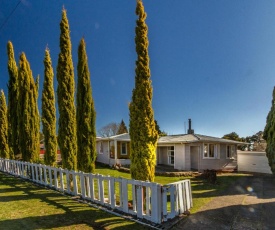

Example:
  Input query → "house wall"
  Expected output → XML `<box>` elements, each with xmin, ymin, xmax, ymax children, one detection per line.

<box><xmin>157</xmin><ymin>147</ymin><xmax>167</xmax><ymax>164</ymax></box>
<box><xmin>198</xmin><ymin>143</ymin><xmax>237</xmax><ymax>172</ymax></box>
<box><xmin>116</xmin><ymin>142</ymin><xmax>130</xmax><ymax>159</ymax></box>
<box><xmin>96</xmin><ymin>141</ymin><xmax>110</xmax><ymax>165</ymax></box>
<box><xmin>174</xmin><ymin>144</ymin><xmax>185</xmax><ymax>170</ymax></box>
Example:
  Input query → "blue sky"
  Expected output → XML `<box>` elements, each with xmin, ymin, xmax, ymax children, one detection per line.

<box><xmin>0</xmin><ymin>0</ymin><xmax>274</xmax><ymax>138</ymax></box>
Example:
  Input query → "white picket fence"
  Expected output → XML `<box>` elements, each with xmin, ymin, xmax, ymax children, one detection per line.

<box><xmin>0</xmin><ymin>158</ymin><xmax>192</xmax><ymax>224</ymax></box>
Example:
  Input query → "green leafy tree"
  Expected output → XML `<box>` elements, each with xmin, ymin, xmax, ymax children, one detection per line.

<box><xmin>7</xmin><ymin>41</ymin><xmax>18</xmax><ymax>159</ymax></box>
<box><xmin>18</xmin><ymin>53</ymin><xmax>40</xmax><ymax>162</ymax></box>
<box><xmin>222</xmin><ymin>132</ymin><xmax>242</xmax><ymax>141</ymax></box>
<box><xmin>57</xmin><ymin>9</ymin><xmax>77</xmax><ymax>170</ymax></box>
<box><xmin>263</xmin><ymin>87</ymin><xmax>275</xmax><ymax>173</ymax></box>
<box><xmin>117</xmin><ymin>119</ymin><xmax>128</xmax><ymax>134</ymax></box>
<box><xmin>76</xmin><ymin>38</ymin><xmax>96</xmax><ymax>173</ymax></box>
<box><xmin>0</xmin><ymin>90</ymin><xmax>9</xmax><ymax>158</ymax></box>
<box><xmin>129</xmin><ymin>0</ymin><xmax>159</xmax><ymax>182</ymax></box>
<box><xmin>42</xmin><ymin>48</ymin><xmax>57</xmax><ymax>166</ymax></box>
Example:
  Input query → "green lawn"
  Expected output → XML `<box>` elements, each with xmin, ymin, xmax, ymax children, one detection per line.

<box><xmin>95</xmin><ymin>164</ymin><xmax>251</xmax><ymax>213</ymax></box>
<box><xmin>0</xmin><ymin>164</ymin><xmax>250</xmax><ymax>229</ymax></box>
<box><xmin>0</xmin><ymin>172</ymin><xmax>149</xmax><ymax>230</ymax></box>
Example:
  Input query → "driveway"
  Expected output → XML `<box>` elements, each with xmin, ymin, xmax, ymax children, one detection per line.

<box><xmin>172</xmin><ymin>175</ymin><xmax>275</xmax><ymax>230</ymax></box>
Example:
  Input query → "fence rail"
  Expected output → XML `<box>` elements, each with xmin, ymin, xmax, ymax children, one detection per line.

<box><xmin>0</xmin><ymin>158</ymin><xmax>192</xmax><ymax>224</ymax></box>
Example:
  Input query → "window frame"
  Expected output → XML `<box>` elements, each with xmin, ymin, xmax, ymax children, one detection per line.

<box><xmin>98</xmin><ymin>141</ymin><xmax>103</xmax><ymax>154</ymax></box>
<box><xmin>120</xmin><ymin>142</ymin><xmax>128</xmax><ymax>155</ymax></box>
<box><xmin>203</xmin><ymin>143</ymin><xmax>217</xmax><ymax>159</ymax></box>
<box><xmin>167</xmin><ymin>146</ymin><xmax>175</xmax><ymax>165</ymax></box>
<box><xmin>226</xmin><ymin>145</ymin><xmax>235</xmax><ymax>159</ymax></box>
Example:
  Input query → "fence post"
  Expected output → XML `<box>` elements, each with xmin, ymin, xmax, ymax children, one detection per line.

<box><xmin>89</xmin><ymin>174</ymin><xmax>94</xmax><ymax>201</ymax></box>
<box><xmin>122</xmin><ymin>178</ymin><xmax>128</xmax><ymax>213</ymax></box>
<box><xmin>31</xmin><ymin>163</ymin><xmax>35</xmax><ymax>181</ymax></box>
<box><xmin>151</xmin><ymin>183</ymin><xmax>162</xmax><ymax>224</ymax></box>
<box><xmin>136</xmin><ymin>183</ymin><xmax>143</xmax><ymax>219</ymax></box>
<box><xmin>59</xmin><ymin>167</ymin><xmax>64</xmax><ymax>192</ymax></box>
<box><xmin>80</xmin><ymin>171</ymin><xmax>85</xmax><ymax>198</ymax></box>
<box><xmin>54</xmin><ymin>167</ymin><xmax>58</xmax><ymax>189</ymax></box>
<box><xmin>65</xmin><ymin>170</ymin><xmax>70</xmax><ymax>194</ymax></box>
<box><xmin>178</xmin><ymin>182</ymin><xmax>184</xmax><ymax>213</ymax></box>
<box><xmin>72</xmin><ymin>171</ymin><xmax>78</xmax><ymax>196</ymax></box>
<box><xmin>98</xmin><ymin>174</ymin><xmax>104</xmax><ymax>204</ymax></box>
<box><xmin>109</xmin><ymin>176</ymin><xmax>115</xmax><ymax>209</ymax></box>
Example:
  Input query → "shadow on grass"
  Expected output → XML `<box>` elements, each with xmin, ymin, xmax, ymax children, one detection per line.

<box><xmin>189</xmin><ymin>174</ymin><xmax>275</xmax><ymax>200</ymax></box>
<box><xmin>0</xmin><ymin>173</ymin><xmax>149</xmax><ymax>230</ymax></box>
<box><xmin>173</xmin><ymin>175</ymin><xmax>275</xmax><ymax>230</ymax></box>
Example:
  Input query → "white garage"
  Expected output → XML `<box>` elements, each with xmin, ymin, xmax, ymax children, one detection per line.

<box><xmin>237</xmin><ymin>151</ymin><xmax>272</xmax><ymax>174</ymax></box>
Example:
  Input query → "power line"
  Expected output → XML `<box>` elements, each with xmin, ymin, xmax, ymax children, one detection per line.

<box><xmin>0</xmin><ymin>0</ymin><xmax>21</xmax><ymax>32</ymax></box>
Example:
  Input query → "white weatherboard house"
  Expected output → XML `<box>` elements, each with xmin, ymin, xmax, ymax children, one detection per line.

<box><xmin>96</xmin><ymin>120</ymin><xmax>244</xmax><ymax>172</ymax></box>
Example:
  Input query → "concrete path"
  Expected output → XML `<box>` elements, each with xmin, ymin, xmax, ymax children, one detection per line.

<box><xmin>172</xmin><ymin>175</ymin><xmax>275</xmax><ymax>230</ymax></box>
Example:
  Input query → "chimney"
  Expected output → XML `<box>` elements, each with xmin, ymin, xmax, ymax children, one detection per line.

<box><xmin>187</xmin><ymin>119</ymin><xmax>194</xmax><ymax>134</ymax></box>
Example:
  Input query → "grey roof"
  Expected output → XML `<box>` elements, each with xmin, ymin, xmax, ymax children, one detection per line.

<box><xmin>97</xmin><ymin>133</ymin><xmax>246</xmax><ymax>145</ymax></box>
<box><xmin>158</xmin><ymin>134</ymin><xmax>246</xmax><ymax>145</ymax></box>
<box><xmin>96</xmin><ymin>133</ymin><xmax>130</xmax><ymax>141</ymax></box>
<box><xmin>158</xmin><ymin>134</ymin><xmax>198</xmax><ymax>143</ymax></box>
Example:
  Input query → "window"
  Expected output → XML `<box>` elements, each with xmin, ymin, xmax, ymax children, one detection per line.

<box><xmin>99</xmin><ymin>142</ymin><xmax>103</xmax><ymax>154</ymax></box>
<box><xmin>204</xmin><ymin>144</ymin><xmax>216</xmax><ymax>158</ymax></box>
<box><xmin>121</xmin><ymin>142</ymin><xmax>127</xmax><ymax>155</ymax></box>
<box><xmin>226</xmin><ymin>145</ymin><xmax>235</xmax><ymax>158</ymax></box>
<box><xmin>167</xmin><ymin>146</ymin><xmax>174</xmax><ymax>165</ymax></box>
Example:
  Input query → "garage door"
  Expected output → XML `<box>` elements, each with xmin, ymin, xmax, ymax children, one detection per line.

<box><xmin>238</xmin><ymin>151</ymin><xmax>272</xmax><ymax>174</ymax></box>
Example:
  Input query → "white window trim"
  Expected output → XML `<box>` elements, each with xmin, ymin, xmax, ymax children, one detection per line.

<box><xmin>203</xmin><ymin>143</ymin><xmax>218</xmax><ymax>159</ymax></box>
<box><xmin>120</xmin><ymin>142</ymin><xmax>127</xmax><ymax>155</ymax></box>
<box><xmin>98</xmin><ymin>142</ymin><xmax>103</xmax><ymax>154</ymax></box>
<box><xmin>167</xmin><ymin>146</ymin><xmax>175</xmax><ymax>165</ymax></box>
<box><xmin>226</xmin><ymin>145</ymin><xmax>235</xmax><ymax>159</ymax></box>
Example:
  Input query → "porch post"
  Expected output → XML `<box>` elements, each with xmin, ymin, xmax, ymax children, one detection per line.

<box><xmin>114</xmin><ymin>140</ymin><xmax>117</xmax><ymax>164</ymax></box>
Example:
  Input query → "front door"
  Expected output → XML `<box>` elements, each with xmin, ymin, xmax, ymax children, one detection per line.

<box><xmin>191</xmin><ymin>146</ymin><xmax>199</xmax><ymax>170</ymax></box>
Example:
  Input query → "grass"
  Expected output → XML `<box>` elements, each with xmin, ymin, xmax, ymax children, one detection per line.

<box><xmin>0</xmin><ymin>163</ymin><xmax>251</xmax><ymax>229</ymax></box>
<box><xmin>94</xmin><ymin>164</ymin><xmax>251</xmax><ymax>213</ymax></box>
<box><xmin>0</xmin><ymin>172</ymin><xmax>149</xmax><ymax>230</ymax></box>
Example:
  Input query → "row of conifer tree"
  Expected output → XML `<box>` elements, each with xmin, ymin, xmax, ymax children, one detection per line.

<box><xmin>0</xmin><ymin>1</ymin><xmax>159</xmax><ymax>181</ymax></box>
<box><xmin>0</xmin><ymin>9</ymin><xmax>96</xmax><ymax>173</ymax></box>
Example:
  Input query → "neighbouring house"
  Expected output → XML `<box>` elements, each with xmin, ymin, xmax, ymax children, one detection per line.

<box><xmin>40</xmin><ymin>140</ymin><xmax>61</xmax><ymax>161</ymax></box>
<box><xmin>96</xmin><ymin>120</ymin><xmax>245</xmax><ymax>172</ymax></box>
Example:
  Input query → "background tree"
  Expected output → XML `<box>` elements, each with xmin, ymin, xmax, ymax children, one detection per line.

<box><xmin>155</xmin><ymin>120</ymin><xmax>167</xmax><ymax>137</ymax></box>
<box><xmin>76</xmin><ymin>38</ymin><xmax>96</xmax><ymax>173</ymax></box>
<box><xmin>17</xmin><ymin>53</ymin><xmax>40</xmax><ymax>162</ymax></box>
<box><xmin>42</xmin><ymin>48</ymin><xmax>57</xmax><ymax>166</ymax></box>
<box><xmin>0</xmin><ymin>90</ymin><xmax>9</xmax><ymax>158</ymax></box>
<box><xmin>7</xmin><ymin>41</ymin><xmax>18</xmax><ymax>159</ymax></box>
<box><xmin>222</xmin><ymin>132</ymin><xmax>246</xmax><ymax>150</ymax></box>
<box><xmin>117</xmin><ymin>119</ymin><xmax>128</xmax><ymax>134</ymax></box>
<box><xmin>222</xmin><ymin>132</ymin><xmax>243</xmax><ymax>141</ymax></box>
<box><xmin>98</xmin><ymin>122</ymin><xmax>119</xmax><ymax>137</ymax></box>
<box><xmin>57</xmin><ymin>9</ymin><xmax>77</xmax><ymax>170</ymax></box>
<box><xmin>129</xmin><ymin>0</ymin><xmax>158</xmax><ymax>182</ymax></box>
<box><xmin>263</xmin><ymin>87</ymin><xmax>275</xmax><ymax>173</ymax></box>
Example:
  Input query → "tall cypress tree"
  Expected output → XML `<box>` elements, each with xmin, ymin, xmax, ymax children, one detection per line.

<box><xmin>129</xmin><ymin>0</ymin><xmax>159</xmax><ymax>182</ymax></box>
<box><xmin>0</xmin><ymin>90</ymin><xmax>9</xmax><ymax>158</ymax></box>
<box><xmin>263</xmin><ymin>86</ymin><xmax>275</xmax><ymax>174</ymax></box>
<box><xmin>76</xmin><ymin>38</ymin><xmax>96</xmax><ymax>173</ymax></box>
<box><xmin>117</xmin><ymin>119</ymin><xmax>128</xmax><ymax>134</ymax></box>
<box><xmin>18</xmin><ymin>53</ymin><xmax>40</xmax><ymax>162</ymax></box>
<box><xmin>42</xmin><ymin>48</ymin><xmax>57</xmax><ymax>166</ymax></box>
<box><xmin>7</xmin><ymin>41</ymin><xmax>18</xmax><ymax>159</ymax></box>
<box><xmin>57</xmin><ymin>9</ymin><xmax>77</xmax><ymax>170</ymax></box>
